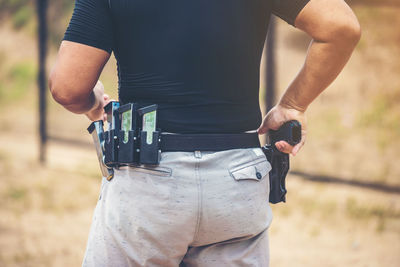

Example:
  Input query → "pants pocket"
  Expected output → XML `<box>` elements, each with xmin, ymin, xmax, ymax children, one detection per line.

<box><xmin>118</xmin><ymin>165</ymin><xmax>173</xmax><ymax>177</ymax></box>
<box><xmin>229</xmin><ymin>157</ymin><xmax>271</xmax><ymax>182</ymax></box>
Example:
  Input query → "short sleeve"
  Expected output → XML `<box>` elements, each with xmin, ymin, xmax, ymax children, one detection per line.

<box><xmin>272</xmin><ymin>0</ymin><xmax>310</xmax><ymax>26</ymax></box>
<box><xmin>63</xmin><ymin>0</ymin><xmax>114</xmax><ymax>53</ymax></box>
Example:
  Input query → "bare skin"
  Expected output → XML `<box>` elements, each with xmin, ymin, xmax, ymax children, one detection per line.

<box><xmin>49</xmin><ymin>42</ymin><xmax>111</xmax><ymax>120</ymax></box>
<box><xmin>257</xmin><ymin>0</ymin><xmax>361</xmax><ymax>155</ymax></box>
<box><xmin>49</xmin><ymin>0</ymin><xmax>361</xmax><ymax>155</ymax></box>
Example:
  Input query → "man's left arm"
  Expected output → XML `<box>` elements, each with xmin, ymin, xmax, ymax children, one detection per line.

<box><xmin>258</xmin><ymin>0</ymin><xmax>361</xmax><ymax>155</ymax></box>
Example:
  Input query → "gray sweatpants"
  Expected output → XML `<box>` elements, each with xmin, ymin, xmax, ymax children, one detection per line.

<box><xmin>83</xmin><ymin>148</ymin><xmax>273</xmax><ymax>267</ymax></box>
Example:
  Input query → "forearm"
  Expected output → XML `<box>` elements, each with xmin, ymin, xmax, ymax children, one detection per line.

<box><xmin>49</xmin><ymin>41</ymin><xmax>110</xmax><ymax>115</ymax></box>
<box><xmin>49</xmin><ymin>78</ymin><xmax>106</xmax><ymax>121</ymax></box>
<box><xmin>61</xmin><ymin>90</ymin><xmax>98</xmax><ymax>114</ymax></box>
<box><xmin>258</xmin><ymin>0</ymin><xmax>361</xmax><ymax>155</ymax></box>
<box><xmin>279</xmin><ymin>37</ymin><xmax>358</xmax><ymax>111</ymax></box>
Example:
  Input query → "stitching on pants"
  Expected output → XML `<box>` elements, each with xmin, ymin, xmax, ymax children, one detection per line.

<box><xmin>192</xmin><ymin>156</ymin><xmax>203</xmax><ymax>243</ymax></box>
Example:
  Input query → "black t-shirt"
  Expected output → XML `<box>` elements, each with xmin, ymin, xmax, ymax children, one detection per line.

<box><xmin>64</xmin><ymin>0</ymin><xmax>309</xmax><ymax>133</ymax></box>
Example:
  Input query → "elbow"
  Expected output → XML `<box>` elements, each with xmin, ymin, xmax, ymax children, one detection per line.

<box><xmin>309</xmin><ymin>17</ymin><xmax>362</xmax><ymax>48</ymax></box>
<box><xmin>326</xmin><ymin>19</ymin><xmax>362</xmax><ymax>48</ymax></box>
<box><xmin>48</xmin><ymin>72</ymin><xmax>69</xmax><ymax>106</ymax></box>
<box><xmin>48</xmin><ymin>72</ymin><xmax>83</xmax><ymax>106</ymax></box>
<box><xmin>340</xmin><ymin>20</ymin><xmax>362</xmax><ymax>47</ymax></box>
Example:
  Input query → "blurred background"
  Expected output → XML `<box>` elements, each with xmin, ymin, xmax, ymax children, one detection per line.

<box><xmin>0</xmin><ymin>0</ymin><xmax>399</xmax><ymax>266</ymax></box>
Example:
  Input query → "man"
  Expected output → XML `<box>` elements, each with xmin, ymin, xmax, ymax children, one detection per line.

<box><xmin>49</xmin><ymin>0</ymin><xmax>360</xmax><ymax>266</ymax></box>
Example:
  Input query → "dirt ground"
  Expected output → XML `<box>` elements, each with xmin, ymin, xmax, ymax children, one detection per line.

<box><xmin>0</xmin><ymin>3</ymin><xmax>399</xmax><ymax>267</ymax></box>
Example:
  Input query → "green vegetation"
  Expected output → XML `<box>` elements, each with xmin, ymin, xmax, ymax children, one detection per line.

<box><xmin>0</xmin><ymin>0</ymin><xmax>74</xmax><ymax>45</ymax></box>
<box><xmin>0</xmin><ymin>61</ymin><xmax>36</xmax><ymax>103</ymax></box>
<box><xmin>358</xmin><ymin>90</ymin><xmax>400</xmax><ymax>148</ymax></box>
<box><xmin>0</xmin><ymin>0</ymin><xmax>31</xmax><ymax>29</ymax></box>
<box><xmin>12</xmin><ymin>5</ymin><xmax>32</xmax><ymax>29</ymax></box>
<box><xmin>7</xmin><ymin>186</ymin><xmax>27</xmax><ymax>200</ymax></box>
<box><xmin>353</xmin><ymin>6</ymin><xmax>400</xmax><ymax>148</ymax></box>
<box><xmin>0</xmin><ymin>0</ymin><xmax>29</xmax><ymax>11</ymax></box>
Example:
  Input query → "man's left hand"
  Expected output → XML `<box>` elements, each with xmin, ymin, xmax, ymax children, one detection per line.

<box><xmin>257</xmin><ymin>104</ymin><xmax>307</xmax><ymax>156</ymax></box>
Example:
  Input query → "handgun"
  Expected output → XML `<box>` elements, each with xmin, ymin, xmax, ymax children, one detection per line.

<box><xmin>262</xmin><ymin>120</ymin><xmax>302</xmax><ymax>204</ymax></box>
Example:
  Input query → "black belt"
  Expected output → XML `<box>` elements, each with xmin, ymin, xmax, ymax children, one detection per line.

<box><xmin>160</xmin><ymin>132</ymin><xmax>260</xmax><ymax>152</ymax></box>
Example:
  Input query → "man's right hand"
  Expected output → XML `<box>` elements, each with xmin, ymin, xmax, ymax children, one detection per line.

<box><xmin>257</xmin><ymin>104</ymin><xmax>307</xmax><ymax>156</ymax></box>
<box><xmin>85</xmin><ymin>81</ymin><xmax>112</xmax><ymax>122</ymax></box>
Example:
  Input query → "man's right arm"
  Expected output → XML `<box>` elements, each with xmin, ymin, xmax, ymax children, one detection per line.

<box><xmin>49</xmin><ymin>41</ymin><xmax>111</xmax><ymax>121</ymax></box>
<box><xmin>258</xmin><ymin>0</ymin><xmax>361</xmax><ymax>155</ymax></box>
<box><xmin>48</xmin><ymin>0</ymin><xmax>114</xmax><ymax>121</ymax></box>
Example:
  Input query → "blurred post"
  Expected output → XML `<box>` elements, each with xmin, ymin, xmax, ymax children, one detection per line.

<box><xmin>37</xmin><ymin>0</ymin><xmax>48</xmax><ymax>163</ymax></box>
<box><xmin>264</xmin><ymin>16</ymin><xmax>277</xmax><ymax>113</ymax></box>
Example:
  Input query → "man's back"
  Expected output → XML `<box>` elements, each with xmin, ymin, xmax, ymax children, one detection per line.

<box><xmin>64</xmin><ymin>0</ymin><xmax>303</xmax><ymax>133</ymax></box>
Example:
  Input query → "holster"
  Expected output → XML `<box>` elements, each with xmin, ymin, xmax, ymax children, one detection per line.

<box><xmin>262</xmin><ymin>145</ymin><xmax>289</xmax><ymax>204</ymax></box>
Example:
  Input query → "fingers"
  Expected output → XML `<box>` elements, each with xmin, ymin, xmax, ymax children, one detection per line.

<box><xmin>103</xmin><ymin>94</ymin><xmax>117</xmax><ymax>106</ymax></box>
<box><xmin>258</xmin><ymin>104</ymin><xmax>307</xmax><ymax>155</ymax></box>
<box><xmin>293</xmin><ymin>129</ymin><xmax>306</xmax><ymax>155</ymax></box>
<box><xmin>257</xmin><ymin>106</ymin><xmax>287</xmax><ymax>135</ymax></box>
<box><xmin>101</xmin><ymin>94</ymin><xmax>117</xmax><ymax>122</ymax></box>
<box><xmin>102</xmin><ymin>95</ymin><xmax>109</xmax><ymax>122</ymax></box>
<box><xmin>292</xmin><ymin>141</ymin><xmax>304</xmax><ymax>156</ymax></box>
<box><xmin>275</xmin><ymin>141</ymin><xmax>294</xmax><ymax>154</ymax></box>
<box><xmin>290</xmin><ymin>128</ymin><xmax>306</xmax><ymax>156</ymax></box>
<box><xmin>275</xmin><ymin>133</ymin><xmax>306</xmax><ymax>156</ymax></box>
<box><xmin>257</xmin><ymin>120</ymin><xmax>280</xmax><ymax>134</ymax></box>
<box><xmin>257</xmin><ymin>112</ymin><xmax>276</xmax><ymax>134</ymax></box>
<box><xmin>257</xmin><ymin>114</ymin><xmax>269</xmax><ymax>134</ymax></box>
<box><xmin>275</xmin><ymin>141</ymin><xmax>302</xmax><ymax>156</ymax></box>
<box><xmin>257</xmin><ymin>125</ymin><xmax>268</xmax><ymax>135</ymax></box>
<box><xmin>292</xmin><ymin>144</ymin><xmax>300</xmax><ymax>156</ymax></box>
